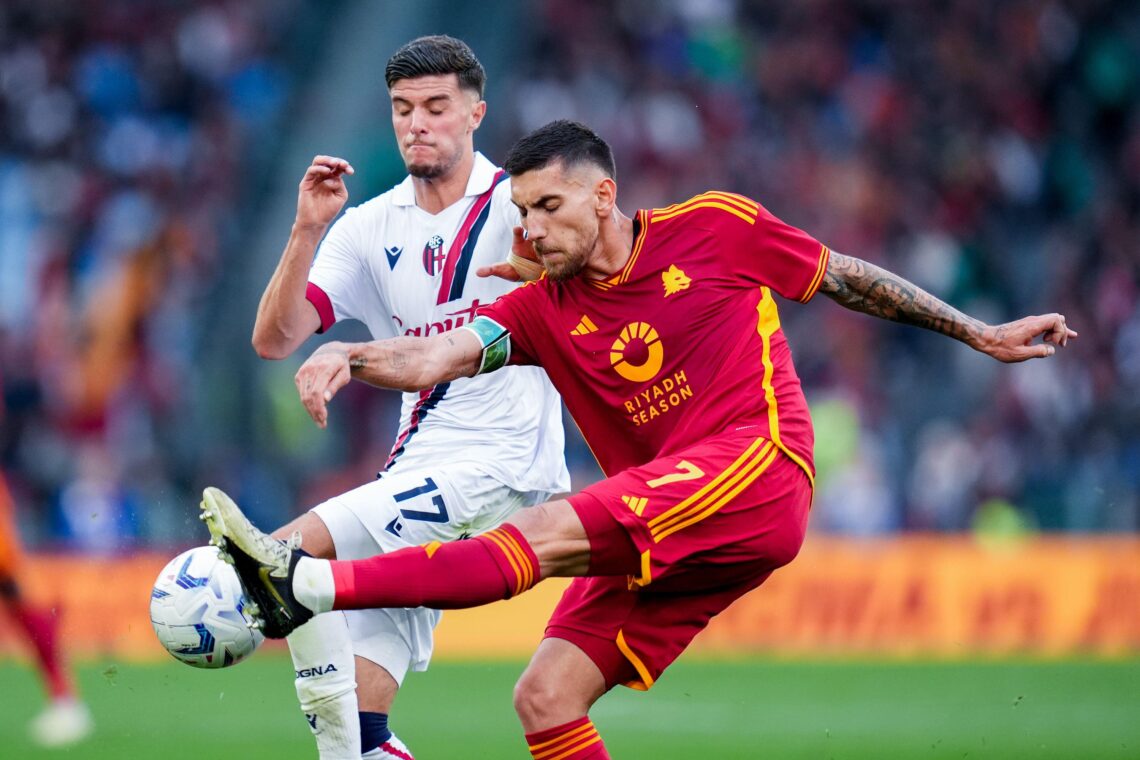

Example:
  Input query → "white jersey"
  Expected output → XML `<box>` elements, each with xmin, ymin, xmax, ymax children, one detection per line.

<box><xmin>306</xmin><ymin>152</ymin><xmax>569</xmax><ymax>495</ymax></box>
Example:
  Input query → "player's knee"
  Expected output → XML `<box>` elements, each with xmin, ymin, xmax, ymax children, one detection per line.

<box><xmin>513</xmin><ymin>669</ymin><xmax>567</xmax><ymax>725</ymax></box>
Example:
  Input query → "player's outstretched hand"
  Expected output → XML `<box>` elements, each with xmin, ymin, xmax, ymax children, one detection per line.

<box><xmin>475</xmin><ymin>261</ymin><xmax>522</xmax><ymax>282</ymax></box>
<box><xmin>476</xmin><ymin>226</ymin><xmax>542</xmax><ymax>282</ymax></box>
<box><xmin>295</xmin><ymin>342</ymin><xmax>352</xmax><ymax>428</ymax></box>
<box><xmin>296</xmin><ymin>155</ymin><xmax>355</xmax><ymax>231</ymax></box>
<box><xmin>980</xmin><ymin>313</ymin><xmax>1078</xmax><ymax>363</ymax></box>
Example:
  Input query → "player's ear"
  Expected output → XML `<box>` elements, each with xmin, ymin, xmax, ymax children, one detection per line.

<box><xmin>595</xmin><ymin>177</ymin><xmax>617</xmax><ymax>216</ymax></box>
<box><xmin>469</xmin><ymin>98</ymin><xmax>487</xmax><ymax>132</ymax></box>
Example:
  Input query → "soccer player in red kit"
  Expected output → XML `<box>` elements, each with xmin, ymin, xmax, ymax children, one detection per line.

<box><xmin>203</xmin><ymin>120</ymin><xmax>1077</xmax><ymax>758</ymax></box>
<box><xmin>1</xmin><ymin>472</ymin><xmax>93</xmax><ymax>747</ymax></box>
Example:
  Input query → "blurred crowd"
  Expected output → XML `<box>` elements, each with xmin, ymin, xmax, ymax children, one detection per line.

<box><xmin>503</xmin><ymin>0</ymin><xmax>1139</xmax><ymax>533</ymax></box>
<box><xmin>1</xmin><ymin>0</ymin><xmax>1136</xmax><ymax>549</ymax></box>
<box><xmin>0</xmin><ymin>0</ymin><xmax>302</xmax><ymax>549</ymax></box>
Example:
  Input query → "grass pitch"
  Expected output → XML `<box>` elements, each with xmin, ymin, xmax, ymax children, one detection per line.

<box><xmin>1</xmin><ymin>655</ymin><xmax>1137</xmax><ymax>758</ymax></box>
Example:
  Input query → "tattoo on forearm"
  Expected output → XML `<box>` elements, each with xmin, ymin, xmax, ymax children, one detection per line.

<box><xmin>819</xmin><ymin>252</ymin><xmax>983</xmax><ymax>345</ymax></box>
<box><xmin>348</xmin><ymin>334</ymin><xmax>482</xmax><ymax>390</ymax></box>
<box><xmin>386</xmin><ymin>350</ymin><xmax>408</xmax><ymax>370</ymax></box>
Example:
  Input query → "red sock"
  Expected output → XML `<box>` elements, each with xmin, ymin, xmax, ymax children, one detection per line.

<box><xmin>526</xmin><ymin>717</ymin><xmax>610</xmax><ymax>759</ymax></box>
<box><xmin>330</xmin><ymin>524</ymin><xmax>539</xmax><ymax>610</ymax></box>
<box><xmin>11</xmin><ymin>601</ymin><xmax>74</xmax><ymax>699</ymax></box>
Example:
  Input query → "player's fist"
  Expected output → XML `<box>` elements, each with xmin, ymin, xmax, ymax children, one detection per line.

<box><xmin>477</xmin><ymin>226</ymin><xmax>544</xmax><ymax>282</ymax></box>
<box><xmin>296</xmin><ymin>155</ymin><xmax>355</xmax><ymax>231</ymax></box>
<box><xmin>507</xmin><ymin>226</ymin><xmax>544</xmax><ymax>281</ymax></box>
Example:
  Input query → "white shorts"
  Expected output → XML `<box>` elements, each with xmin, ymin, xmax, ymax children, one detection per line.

<box><xmin>311</xmin><ymin>463</ymin><xmax>548</xmax><ymax>684</ymax></box>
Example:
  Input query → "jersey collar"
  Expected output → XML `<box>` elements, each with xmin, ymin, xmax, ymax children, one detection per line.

<box><xmin>392</xmin><ymin>152</ymin><xmax>501</xmax><ymax>207</ymax></box>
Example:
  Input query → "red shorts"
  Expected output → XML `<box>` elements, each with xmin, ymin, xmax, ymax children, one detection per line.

<box><xmin>548</xmin><ymin>432</ymin><xmax>812</xmax><ymax>690</ymax></box>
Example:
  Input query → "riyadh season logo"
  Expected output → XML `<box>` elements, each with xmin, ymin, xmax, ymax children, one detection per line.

<box><xmin>610</xmin><ymin>321</ymin><xmax>664</xmax><ymax>382</ymax></box>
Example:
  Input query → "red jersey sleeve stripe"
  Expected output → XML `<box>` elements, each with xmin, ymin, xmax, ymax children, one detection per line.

<box><xmin>798</xmin><ymin>244</ymin><xmax>831</xmax><ymax>303</ymax></box>
<box><xmin>653</xmin><ymin>191</ymin><xmax>758</xmax><ymax>217</ymax></box>
<box><xmin>698</xmin><ymin>190</ymin><xmax>760</xmax><ymax>213</ymax></box>
<box><xmin>305</xmin><ymin>281</ymin><xmax>336</xmax><ymax>333</ymax></box>
<box><xmin>652</xmin><ymin>200</ymin><xmax>757</xmax><ymax>226</ymax></box>
<box><xmin>654</xmin><ymin>190</ymin><xmax>758</xmax><ymax>216</ymax></box>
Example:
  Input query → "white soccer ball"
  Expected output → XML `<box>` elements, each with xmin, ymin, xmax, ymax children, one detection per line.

<box><xmin>150</xmin><ymin>545</ymin><xmax>264</xmax><ymax>668</ymax></box>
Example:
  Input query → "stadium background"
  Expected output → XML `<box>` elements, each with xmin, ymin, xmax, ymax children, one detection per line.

<box><xmin>0</xmin><ymin>0</ymin><xmax>1137</xmax><ymax>756</ymax></box>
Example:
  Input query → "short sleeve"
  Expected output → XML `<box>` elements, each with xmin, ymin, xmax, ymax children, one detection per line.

<box><xmin>703</xmin><ymin>194</ymin><xmax>830</xmax><ymax>303</ymax></box>
<box><xmin>307</xmin><ymin>206</ymin><xmax>376</xmax><ymax>331</ymax></box>
<box><xmin>476</xmin><ymin>282</ymin><xmax>546</xmax><ymax>366</ymax></box>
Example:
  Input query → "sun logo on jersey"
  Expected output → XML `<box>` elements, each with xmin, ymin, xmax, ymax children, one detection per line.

<box><xmin>662</xmin><ymin>265</ymin><xmax>691</xmax><ymax>296</ymax></box>
<box><xmin>611</xmin><ymin>322</ymin><xmax>664</xmax><ymax>382</ymax></box>
<box><xmin>422</xmin><ymin>235</ymin><xmax>446</xmax><ymax>276</ymax></box>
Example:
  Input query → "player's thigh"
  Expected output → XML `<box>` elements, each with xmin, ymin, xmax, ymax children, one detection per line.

<box><xmin>545</xmin><ymin>571</ymin><xmax>774</xmax><ymax>691</ymax></box>
<box><xmin>313</xmin><ymin>464</ymin><xmax>536</xmax><ymax>557</ymax></box>
<box><xmin>571</xmin><ymin>434</ymin><xmax>812</xmax><ymax>589</ymax></box>
<box><xmin>506</xmin><ymin>499</ymin><xmax>596</xmax><ymax>578</ymax></box>
<box><xmin>346</xmin><ymin>606</ymin><xmax>442</xmax><ymax>688</ymax></box>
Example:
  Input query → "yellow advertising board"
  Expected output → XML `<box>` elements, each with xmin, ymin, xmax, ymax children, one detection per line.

<box><xmin>1</xmin><ymin>537</ymin><xmax>1137</xmax><ymax>661</ymax></box>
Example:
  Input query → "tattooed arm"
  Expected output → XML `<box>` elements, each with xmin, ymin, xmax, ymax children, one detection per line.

<box><xmin>818</xmin><ymin>251</ymin><xmax>1077</xmax><ymax>363</ymax></box>
<box><xmin>293</xmin><ymin>331</ymin><xmax>483</xmax><ymax>428</ymax></box>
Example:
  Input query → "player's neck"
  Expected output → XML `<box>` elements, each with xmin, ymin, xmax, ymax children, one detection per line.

<box><xmin>412</xmin><ymin>150</ymin><xmax>476</xmax><ymax>215</ymax></box>
<box><xmin>583</xmin><ymin>210</ymin><xmax>635</xmax><ymax>280</ymax></box>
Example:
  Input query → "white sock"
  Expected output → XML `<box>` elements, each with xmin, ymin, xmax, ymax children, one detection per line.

<box><xmin>294</xmin><ymin>556</ymin><xmax>337</xmax><ymax>613</ymax></box>
<box><xmin>287</xmin><ymin>612</ymin><xmax>361</xmax><ymax>759</ymax></box>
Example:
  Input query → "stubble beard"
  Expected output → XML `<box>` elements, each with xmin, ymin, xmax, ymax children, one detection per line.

<box><xmin>538</xmin><ymin>245</ymin><xmax>588</xmax><ymax>282</ymax></box>
<box><xmin>408</xmin><ymin>161</ymin><xmax>445</xmax><ymax>179</ymax></box>
<box><xmin>406</xmin><ymin>144</ymin><xmax>463</xmax><ymax>180</ymax></box>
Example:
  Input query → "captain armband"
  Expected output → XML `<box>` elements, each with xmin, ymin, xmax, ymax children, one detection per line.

<box><xmin>462</xmin><ymin>316</ymin><xmax>512</xmax><ymax>375</ymax></box>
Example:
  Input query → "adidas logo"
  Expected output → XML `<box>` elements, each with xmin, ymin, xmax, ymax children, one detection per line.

<box><xmin>622</xmin><ymin>495</ymin><xmax>648</xmax><ymax>516</ymax></box>
<box><xmin>571</xmin><ymin>315</ymin><xmax>598</xmax><ymax>336</ymax></box>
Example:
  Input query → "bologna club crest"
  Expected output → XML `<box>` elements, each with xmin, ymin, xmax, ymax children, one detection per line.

<box><xmin>422</xmin><ymin>235</ymin><xmax>446</xmax><ymax>276</ymax></box>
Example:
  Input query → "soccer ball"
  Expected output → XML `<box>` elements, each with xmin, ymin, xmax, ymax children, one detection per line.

<box><xmin>150</xmin><ymin>546</ymin><xmax>264</xmax><ymax>668</ymax></box>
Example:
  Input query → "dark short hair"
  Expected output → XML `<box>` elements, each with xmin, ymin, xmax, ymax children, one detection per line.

<box><xmin>385</xmin><ymin>35</ymin><xmax>485</xmax><ymax>97</ymax></box>
<box><xmin>504</xmin><ymin>120</ymin><xmax>617</xmax><ymax>180</ymax></box>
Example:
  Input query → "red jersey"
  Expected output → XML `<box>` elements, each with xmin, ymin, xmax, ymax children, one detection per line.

<box><xmin>479</xmin><ymin>191</ymin><xmax>829</xmax><ymax>482</ymax></box>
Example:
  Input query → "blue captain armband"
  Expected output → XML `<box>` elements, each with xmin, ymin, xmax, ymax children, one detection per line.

<box><xmin>462</xmin><ymin>316</ymin><xmax>511</xmax><ymax>374</ymax></box>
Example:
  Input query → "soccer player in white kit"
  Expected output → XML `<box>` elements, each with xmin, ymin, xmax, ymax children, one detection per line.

<box><xmin>250</xmin><ymin>36</ymin><xmax>568</xmax><ymax>759</ymax></box>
